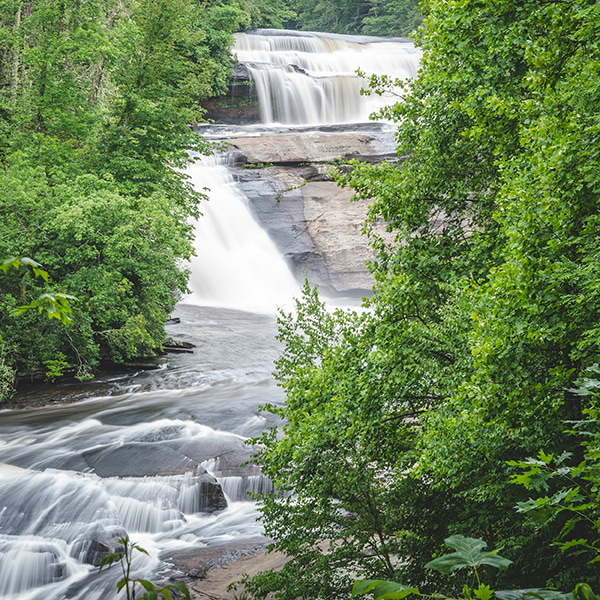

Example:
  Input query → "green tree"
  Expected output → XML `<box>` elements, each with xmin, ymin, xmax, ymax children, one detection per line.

<box><xmin>90</xmin><ymin>0</ymin><xmax>244</xmax><ymax>199</ymax></box>
<box><xmin>0</xmin><ymin>0</ymin><xmax>260</xmax><ymax>395</ymax></box>
<box><xmin>361</xmin><ymin>0</ymin><xmax>422</xmax><ymax>37</ymax></box>
<box><xmin>286</xmin><ymin>0</ymin><xmax>422</xmax><ymax>37</ymax></box>
<box><xmin>245</xmin><ymin>0</ymin><xmax>600</xmax><ymax>597</ymax></box>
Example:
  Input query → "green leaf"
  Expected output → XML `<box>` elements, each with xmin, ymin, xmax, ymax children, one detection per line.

<box><xmin>495</xmin><ymin>589</ymin><xmax>574</xmax><ymax>600</ymax></box>
<box><xmin>353</xmin><ymin>581</ymin><xmax>387</xmax><ymax>597</ymax></box>
<box><xmin>98</xmin><ymin>552</ymin><xmax>124</xmax><ymax>571</ymax></box>
<box><xmin>132</xmin><ymin>543</ymin><xmax>150</xmax><ymax>557</ymax></box>
<box><xmin>352</xmin><ymin>580</ymin><xmax>420</xmax><ymax>600</ymax></box>
<box><xmin>425</xmin><ymin>536</ymin><xmax>512</xmax><ymax>574</ymax></box>
<box><xmin>0</xmin><ymin>257</ymin><xmax>19</xmax><ymax>273</ymax></box>
<box><xmin>137</xmin><ymin>579</ymin><xmax>157</xmax><ymax>592</ymax></box>
<box><xmin>474</xmin><ymin>584</ymin><xmax>494</xmax><ymax>600</ymax></box>
<box><xmin>573</xmin><ymin>584</ymin><xmax>599</xmax><ymax>600</ymax></box>
<box><xmin>371</xmin><ymin>582</ymin><xmax>420</xmax><ymax>600</ymax></box>
<box><xmin>168</xmin><ymin>583</ymin><xmax>191</xmax><ymax>599</ymax></box>
<box><xmin>32</xmin><ymin>266</ymin><xmax>50</xmax><ymax>282</ymax></box>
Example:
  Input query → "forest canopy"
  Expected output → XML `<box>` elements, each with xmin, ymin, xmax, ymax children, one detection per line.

<box><xmin>285</xmin><ymin>0</ymin><xmax>422</xmax><ymax>37</ymax></box>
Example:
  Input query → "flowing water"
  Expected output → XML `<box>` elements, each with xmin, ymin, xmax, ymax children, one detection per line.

<box><xmin>0</xmin><ymin>29</ymin><xmax>420</xmax><ymax>599</ymax></box>
<box><xmin>183</xmin><ymin>155</ymin><xmax>300</xmax><ymax>313</ymax></box>
<box><xmin>234</xmin><ymin>29</ymin><xmax>420</xmax><ymax>125</ymax></box>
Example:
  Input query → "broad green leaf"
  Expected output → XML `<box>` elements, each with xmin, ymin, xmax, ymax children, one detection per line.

<box><xmin>138</xmin><ymin>579</ymin><xmax>157</xmax><ymax>592</ymax></box>
<box><xmin>32</xmin><ymin>266</ymin><xmax>50</xmax><ymax>282</ymax></box>
<box><xmin>495</xmin><ymin>589</ymin><xmax>574</xmax><ymax>600</ymax></box>
<box><xmin>353</xmin><ymin>580</ymin><xmax>387</xmax><ymax>596</ymax></box>
<box><xmin>352</xmin><ymin>580</ymin><xmax>419</xmax><ymax>599</ymax></box>
<box><xmin>371</xmin><ymin>581</ymin><xmax>420</xmax><ymax>600</ymax></box>
<box><xmin>573</xmin><ymin>584</ymin><xmax>599</xmax><ymax>600</ymax></box>
<box><xmin>20</xmin><ymin>257</ymin><xmax>42</xmax><ymax>268</ymax></box>
<box><xmin>426</xmin><ymin>536</ymin><xmax>512</xmax><ymax>573</ymax></box>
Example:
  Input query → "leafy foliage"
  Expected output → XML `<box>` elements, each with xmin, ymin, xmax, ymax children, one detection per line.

<box><xmin>0</xmin><ymin>0</ymin><xmax>280</xmax><ymax>397</ymax></box>
<box><xmin>285</xmin><ymin>0</ymin><xmax>422</xmax><ymax>37</ymax></box>
<box><xmin>1</xmin><ymin>257</ymin><xmax>75</xmax><ymax>325</ymax></box>
<box><xmin>352</xmin><ymin>536</ymin><xmax>596</xmax><ymax>600</ymax></box>
<box><xmin>509</xmin><ymin>368</ymin><xmax>600</xmax><ymax>563</ymax></box>
<box><xmin>353</xmin><ymin>535</ymin><xmax>512</xmax><ymax>600</ymax></box>
<box><xmin>424</xmin><ymin>536</ymin><xmax>512</xmax><ymax>576</ymax></box>
<box><xmin>244</xmin><ymin>0</ymin><xmax>600</xmax><ymax>597</ymax></box>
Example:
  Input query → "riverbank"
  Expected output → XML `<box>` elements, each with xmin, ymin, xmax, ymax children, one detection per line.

<box><xmin>168</xmin><ymin>545</ymin><xmax>288</xmax><ymax>600</ymax></box>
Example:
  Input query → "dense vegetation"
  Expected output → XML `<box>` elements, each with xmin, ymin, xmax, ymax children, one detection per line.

<box><xmin>241</xmin><ymin>0</ymin><xmax>600</xmax><ymax>597</ymax></box>
<box><xmin>0</xmin><ymin>0</ymin><xmax>290</xmax><ymax>395</ymax></box>
<box><xmin>4</xmin><ymin>0</ymin><xmax>599</xmax><ymax>595</ymax></box>
<box><xmin>284</xmin><ymin>0</ymin><xmax>421</xmax><ymax>38</ymax></box>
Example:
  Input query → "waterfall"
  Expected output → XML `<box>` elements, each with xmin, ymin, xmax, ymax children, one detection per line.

<box><xmin>234</xmin><ymin>29</ymin><xmax>421</xmax><ymax>125</ymax></box>
<box><xmin>184</xmin><ymin>30</ymin><xmax>420</xmax><ymax>311</ymax></box>
<box><xmin>0</xmin><ymin>417</ymin><xmax>266</xmax><ymax>599</ymax></box>
<box><xmin>183</xmin><ymin>154</ymin><xmax>300</xmax><ymax>313</ymax></box>
<box><xmin>0</xmin><ymin>30</ymin><xmax>421</xmax><ymax>600</ymax></box>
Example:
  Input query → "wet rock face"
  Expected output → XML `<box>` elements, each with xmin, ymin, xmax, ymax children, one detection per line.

<box><xmin>85</xmin><ymin>440</ymin><xmax>227</xmax><ymax>513</ymax></box>
<box><xmin>200</xmin><ymin>66</ymin><xmax>260</xmax><ymax>125</ymax></box>
<box><xmin>83</xmin><ymin>443</ymin><xmax>201</xmax><ymax>477</ymax></box>
<box><xmin>161</xmin><ymin>537</ymin><xmax>271</xmax><ymax>580</ymax></box>
<box><xmin>227</xmin><ymin>132</ymin><xmax>378</xmax><ymax>164</ymax></box>
<box><xmin>225</xmin><ymin>128</ymin><xmax>395</xmax><ymax>296</ymax></box>
<box><xmin>72</xmin><ymin>526</ymin><xmax>127</xmax><ymax>566</ymax></box>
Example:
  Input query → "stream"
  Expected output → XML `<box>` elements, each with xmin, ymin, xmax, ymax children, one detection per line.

<box><xmin>0</xmin><ymin>29</ymin><xmax>420</xmax><ymax>599</ymax></box>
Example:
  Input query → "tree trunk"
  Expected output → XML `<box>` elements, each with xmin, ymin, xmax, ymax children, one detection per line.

<box><xmin>10</xmin><ymin>1</ymin><xmax>22</xmax><ymax>98</ymax></box>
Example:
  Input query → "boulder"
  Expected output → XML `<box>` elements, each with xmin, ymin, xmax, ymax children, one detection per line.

<box><xmin>82</xmin><ymin>442</ymin><xmax>229</xmax><ymax>513</ymax></box>
<box><xmin>226</xmin><ymin>130</ymin><xmax>395</xmax><ymax>295</ymax></box>
<box><xmin>82</xmin><ymin>443</ymin><xmax>200</xmax><ymax>477</ymax></box>
<box><xmin>301</xmin><ymin>180</ymin><xmax>376</xmax><ymax>293</ymax></box>
<box><xmin>161</xmin><ymin>537</ymin><xmax>270</xmax><ymax>580</ymax></box>
<box><xmin>71</xmin><ymin>525</ymin><xmax>127</xmax><ymax>567</ymax></box>
<box><xmin>163</xmin><ymin>337</ymin><xmax>195</xmax><ymax>354</ymax></box>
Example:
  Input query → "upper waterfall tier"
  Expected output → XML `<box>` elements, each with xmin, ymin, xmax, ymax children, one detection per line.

<box><xmin>233</xmin><ymin>29</ymin><xmax>421</xmax><ymax>126</ymax></box>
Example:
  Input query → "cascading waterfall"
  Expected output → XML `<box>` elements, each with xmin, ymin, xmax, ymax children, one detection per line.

<box><xmin>202</xmin><ymin>457</ymin><xmax>274</xmax><ymax>502</ymax></box>
<box><xmin>234</xmin><ymin>29</ymin><xmax>421</xmax><ymax>125</ymax></box>
<box><xmin>0</xmin><ymin>416</ymin><xmax>268</xmax><ymax>600</ymax></box>
<box><xmin>0</xmin><ymin>29</ymin><xmax>420</xmax><ymax>600</ymax></box>
<box><xmin>183</xmin><ymin>153</ymin><xmax>300</xmax><ymax>312</ymax></box>
<box><xmin>184</xmin><ymin>30</ymin><xmax>420</xmax><ymax>309</ymax></box>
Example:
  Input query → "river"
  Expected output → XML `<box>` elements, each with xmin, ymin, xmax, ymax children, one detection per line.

<box><xmin>0</xmin><ymin>29</ymin><xmax>419</xmax><ymax>599</ymax></box>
